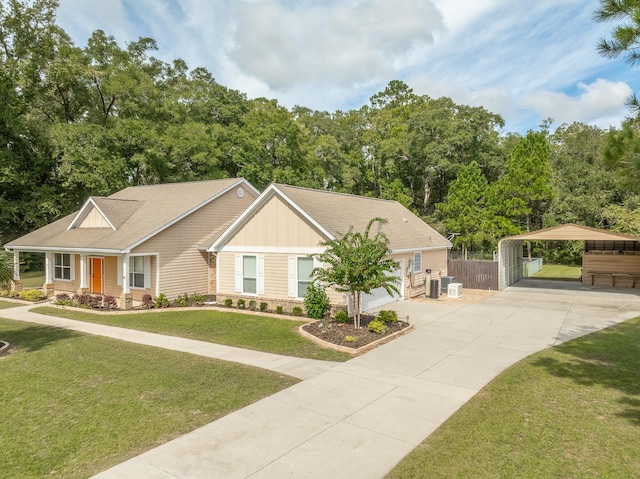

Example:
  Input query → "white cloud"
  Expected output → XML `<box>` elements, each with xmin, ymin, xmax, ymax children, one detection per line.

<box><xmin>53</xmin><ymin>0</ymin><xmax>636</xmax><ymax>132</ymax></box>
<box><xmin>56</xmin><ymin>0</ymin><xmax>133</xmax><ymax>45</ymax></box>
<box><xmin>521</xmin><ymin>79</ymin><xmax>632</xmax><ymax>128</ymax></box>
<box><xmin>227</xmin><ymin>0</ymin><xmax>444</xmax><ymax>90</ymax></box>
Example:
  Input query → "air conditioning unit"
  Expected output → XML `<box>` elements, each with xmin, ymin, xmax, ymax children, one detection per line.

<box><xmin>447</xmin><ymin>282</ymin><xmax>462</xmax><ymax>299</ymax></box>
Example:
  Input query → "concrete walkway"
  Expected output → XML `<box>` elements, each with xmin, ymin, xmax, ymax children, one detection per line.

<box><xmin>0</xmin><ymin>305</ymin><xmax>339</xmax><ymax>380</ymax></box>
<box><xmin>6</xmin><ymin>281</ymin><xmax>640</xmax><ymax>478</ymax></box>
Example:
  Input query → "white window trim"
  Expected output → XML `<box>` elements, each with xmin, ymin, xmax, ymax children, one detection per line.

<box><xmin>413</xmin><ymin>251</ymin><xmax>422</xmax><ymax>273</ymax></box>
<box><xmin>121</xmin><ymin>254</ymin><xmax>151</xmax><ymax>290</ymax></box>
<box><xmin>53</xmin><ymin>253</ymin><xmax>75</xmax><ymax>282</ymax></box>
<box><xmin>289</xmin><ymin>256</ymin><xmax>320</xmax><ymax>299</ymax></box>
<box><xmin>235</xmin><ymin>254</ymin><xmax>264</xmax><ymax>296</ymax></box>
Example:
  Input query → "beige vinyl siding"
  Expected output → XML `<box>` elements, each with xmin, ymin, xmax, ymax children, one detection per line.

<box><xmin>227</xmin><ymin>194</ymin><xmax>325</xmax><ymax>248</ymax></box>
<box><xmin>384</xmin><ymin>250</ymin><xmax>447</xmax><ymax>299</ymax></box>
<box><xmin>133</xmin><ymin>188</ymin><xmax>256</xmax><ymax>299</ymax></box>
<box><xmin>219</xmin><ymin>249</ymin><xmax>448</xmax><ymax>304</ymax></box>
<box><xmin>78</xmin><ymin>207</ymin><xmax>110</xmax><ymax>228</ymax></box>
<box><xmin>218</xmin><ymin>251</ymin><xmax>347</xmax><ymax>305</ymax></box>
<box><xmin>126</xmin><ymin>255</ymin><xmax>158</xmax><ymax>301</ymax></box>
<box><xmin>102</xmin><ymin>256</ymin><xmax>120</xmax><ymax>297</ymax></box>
<box><xmin>52</xmin><ymin>253</ymin><xmax>80</xmax><ymax>294</ymax></box>
<box><xmin>217</xmin><ymin>252</ymin><xmax>236</xmax><ymax>296</ymax></box>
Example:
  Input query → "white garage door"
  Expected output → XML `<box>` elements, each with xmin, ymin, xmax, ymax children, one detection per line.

<box><xmin>361</xmin><ymin>261</ymin><xmax>404</xmax><ymax>311</ymax></box>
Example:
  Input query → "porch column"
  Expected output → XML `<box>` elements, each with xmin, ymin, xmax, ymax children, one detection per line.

<box><xmin>43</xmin><ymin>252</ymin><xmax>54</xmax><ymax>298</ymax></box>
<box><xmin>12</xmin><ymin>250</ymin><xmax>22</xmax><ymax>291</ymax></box>
<box><xmin>78</xmin><ymin>254</ymin><xmax>89</xmax><ymax>293</ymax></box>
<box><xmin>120</xmin><ymin>253</ymin><xmax>132</xmax><ymax>310</ymax></box>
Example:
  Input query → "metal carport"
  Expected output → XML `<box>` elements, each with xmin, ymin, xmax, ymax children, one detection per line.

<box><xmin>497</xmin><ymin>224</ymin><xmax>640</xmax><ymax>290</ymax></box>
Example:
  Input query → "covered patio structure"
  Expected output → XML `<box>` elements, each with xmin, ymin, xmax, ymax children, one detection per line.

<box><xmin>498</xmin><ymin>224</ymin><xmax>640</xmax><ymax>290</ymax></box>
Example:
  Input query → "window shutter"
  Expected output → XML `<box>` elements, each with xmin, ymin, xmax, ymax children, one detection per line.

<box><xmin>70</xmin><ymin>254</ymin><xmax>76</xmax><ymax>281</ymax></box>
<box><xmin>234</xmin><ymin>255</ymin><xmax>242</xmax><ymax>293</ymax></box>
<box><xmin>144</xmin><ymin>256</ymin><xmax>151</xmax><ymax>289</ymax></box>
<box><xmin>287</xmin><ymin>256</ymin><xmax>296</xmax><ymax>298</ymax></box>
<box><xmin>257</xmin><ymin>256</ymin><xmax>265</xmax><ymax>295</ymax></box>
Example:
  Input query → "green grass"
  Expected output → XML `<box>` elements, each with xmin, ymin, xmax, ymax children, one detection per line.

<box><xmin>19</xmin><ymin>270</ymin><xmax>45</xmax><ymax>288</ymax></box>
<box><xmin>32</xmin><ymin>307</ymin><xmax>351</xmax><ymax>362</ymax></box>
<box><xmin>0</xmin><ymin>300</ymin><xmax>21</xmax><ymax>309</ymax></box>
<box><xmin>0</xmin><ymin>317</ymin><xmax>297</xmax><ymax>478</ymax></box>
<box><xmin>386</xmin><ymin>317</ymin><xmax>640</xmax><ymax>478</ymax></box>
<box><xmin>531</xmin><ymin>263</ymin><xmax>582</xmax><ymax>280</ymax></box>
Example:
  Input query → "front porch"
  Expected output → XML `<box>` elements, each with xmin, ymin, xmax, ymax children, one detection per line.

<box><xmin>7</xmin><ymin>250</ymin><xmax>159</xmax><ymax>310</ymax></box>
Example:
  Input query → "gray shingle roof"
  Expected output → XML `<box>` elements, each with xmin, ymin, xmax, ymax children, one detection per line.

<box><xmin>5</xmin><ymin>178</ymin><xmax>251</xmax><ymax>252</ymax></box>
<box><xmin>275</xmin><ymin>184</ymin><xmax>449</xmax><ymax>250</ymax></box>
<box><xmin>227</xmin><ymin>184</ymin><xmax>450</xmax><ymax>251</ymax></box>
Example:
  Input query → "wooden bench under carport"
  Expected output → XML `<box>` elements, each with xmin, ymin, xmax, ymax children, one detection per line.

<box><xmin>498</xmin><ymin>224</ymin><xmax>640</xmax><ymax>290</ymax></box>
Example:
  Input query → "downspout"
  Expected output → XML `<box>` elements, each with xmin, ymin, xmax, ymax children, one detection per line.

<box><xmin>155</xmin><ymin>253</ymin><xmax>161</xmax><ymax>297</ymax></box>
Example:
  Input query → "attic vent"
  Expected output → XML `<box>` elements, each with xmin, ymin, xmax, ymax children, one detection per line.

<box><xmin>237</xmin><ymin>187</ymin><xmax>245</xmax><ymax>198</ymax></box>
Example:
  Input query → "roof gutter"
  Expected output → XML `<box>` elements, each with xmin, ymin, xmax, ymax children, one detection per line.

<box><xmin>390</xmin><ymin>245</ymin><xmax>452</xmax><ymax>254</ymax></box>
<box><xmin>4</xmin><ymin>245</ymin><xmax>125</xmax><ymax>255</ymax></box>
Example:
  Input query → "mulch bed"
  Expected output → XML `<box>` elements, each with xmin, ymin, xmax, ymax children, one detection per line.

<box><xmin>301</xmin><ymin>315</ymin><xmax>410</xmax><ymax>350</ymax></box>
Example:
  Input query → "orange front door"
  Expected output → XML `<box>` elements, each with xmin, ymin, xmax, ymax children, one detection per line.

<box><xmin>90</xmin><ymin>258</ymin><xmax>103</xmax><ymax>294</ymax></box>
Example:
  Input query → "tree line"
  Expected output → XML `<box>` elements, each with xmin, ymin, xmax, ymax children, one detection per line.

<box><xmin>1</xmin><ymin>0</ymin><xmax>639</xmax><ymax>265</ymax></box>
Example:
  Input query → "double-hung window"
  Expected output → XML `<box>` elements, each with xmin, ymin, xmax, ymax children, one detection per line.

<box><xmin>297</xmin><ymin>257</ymin><xmax>314</xmax><ymax>298</ymax></box>
<box><xmin>54</xmin><ymin>253</ymin><xmax>72</xmax><ymax>280</ymax></box>
<box><xmin>129</xmin><ymin>256</ymin><xmax>146</xmax><ymax>288</ymax></box>
<box><xmin>297</xmin><ymin>257</ymin><xmax>313</xmax><ymax>298</ymax></box>
<box><xmin>243</xmin><ymin>255</ymin><xmax>257</xmax><ymax>294</ymax></box>
<box><xmin>413</xmin><ymin>251</ymin><xmax>422</xmax><ymax>273</ymax></box>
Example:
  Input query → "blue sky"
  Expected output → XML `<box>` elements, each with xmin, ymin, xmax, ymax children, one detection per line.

<box><xmin>55</xmin><ymin>0</ymin><xmax>638</xmax><ymax>133</ymax></box>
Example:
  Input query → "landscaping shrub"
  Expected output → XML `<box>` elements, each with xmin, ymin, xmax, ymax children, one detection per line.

<box><xmin>73</xmin><ymin>293</ymin><xmax>94</xmax><ymax>308</ymax></box>
<box><xmin>190</xmin><ymin>293</ymin><xmax>205</xmax><ymax>306</ymax></box>
<box><xmin>154</xmin><ymin>293</ymin><xmax>170</xmax><ymax>308</ymax></box>
<box><xmin>248</xmin><ymin>300</ymin><xmax>256</xmax><ymax>311</ymax></box>
<box><xmin>378</xmin><ymin>310</ymin><xmax>398</xmax><ymax>324</ymax></box>
<box><xmin>89</xmin><ymin>295</ymin><xmax>102</xmax><ymax>308</ymax></box>
<box><xmin>334</xmin><ymin>310</ymin><xmax>349</xmax><ymax>323</ymax></box>
<box><xmin>19</xmin><ymin>289</ymin><xmax>45</xmax><ymax>301</ymax></box>
<box><xmin>259</xmin><ymin>302</ymin><xmax>268</xmax><ymax>312</ymax></box>
<box><xmin>174</xmin><ymin>293</ymin><xmax>189</xmax><ymax>307</ymax></box>
<box><xmin>142</xmin><ymin>294</ymin><xmax>153</xmax><ymax>309</ymax></box>
<box><xmin>303</xmin><ymin>283</ymin><xmax>330</xmax><ymax>320</ymax></box>
<box><xmin>224</xmin><ymin>298</ymin><xmax>233</xmax><ymax>307</ymax></box>
<box><xmin>292</xmin><ymin>306</ymin><xmax>303</xmax><ymax>316</ymax></box>
<box><xmin>237</xmin><ymin>299</ymin><xmax>246</xmax><ymax>309</ymax></box>
<box><xmin>367</xmin><ymin>319</ymin><xmax>387</xmax><ymax>334</ymax></box>
<box><xmin>54</xmin><ymin>293</ymin><xmax>74</xmax><ymax>306</ymax></box>
<box><xmin>276</xmin><ymin>305</ymin><xmax>284</xmax><ymax>314</ymax></box>
<box><xmin>344</xmin><ymin>335</ymin><xmax>357</xmax><ymax>343</ymax></box>
<box><xmin>102</xmin><ymin>295</ymin><xmax>118</xmax><ymax>310</ymax></box>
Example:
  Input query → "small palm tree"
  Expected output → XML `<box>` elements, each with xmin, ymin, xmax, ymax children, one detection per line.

<box><xmin>0</xmin><ymin>252</ymin><xmax>13</xmax><ymax>290</ymax></box>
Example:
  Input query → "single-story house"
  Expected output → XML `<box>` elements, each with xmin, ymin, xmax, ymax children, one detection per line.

<box><xmin>4</xmin><ymin>178</ymin><xmax>258</xmax><ymax>308</ymax></box>
<box><xmin>209</xmin><ymin>183</ymin><xmax>451</xmax><ymax>312</ymax></box>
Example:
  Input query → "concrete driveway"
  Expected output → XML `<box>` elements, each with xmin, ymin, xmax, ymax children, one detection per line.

<box><xmin>93</xmin><ymin>280</ymin><xmax>640</xmax><ymax>478</ymax></box>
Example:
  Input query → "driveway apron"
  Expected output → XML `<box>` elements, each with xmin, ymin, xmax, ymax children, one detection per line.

<box><xmin>7</xmin><ymin>281</ymin><xmax>640</xmax><ymax>478</ymax></box>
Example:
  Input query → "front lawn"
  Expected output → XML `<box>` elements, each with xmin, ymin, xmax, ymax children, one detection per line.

<box><xmin>0</xmin><ymin>317</ymin><xmax>297</xmax><ymax>478</ymax></box>
<box><xmin>0</xmin><ymin>300</ymin><xmax>21</xmax><ymax>309</ymax></box>
<box><xmin>32</xmin><ymin>307</ymin><xmax>351</xmax><ymax>362</ymax></box>
<box><xmin>386</xmin><ymin>316</ymin><xmax>640</xmax><ymax>478</ymax></box>
<box><xmin>20</xmin><ymin>269</ymin><xmax>45</xmax><ymax>288</ymax></box>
